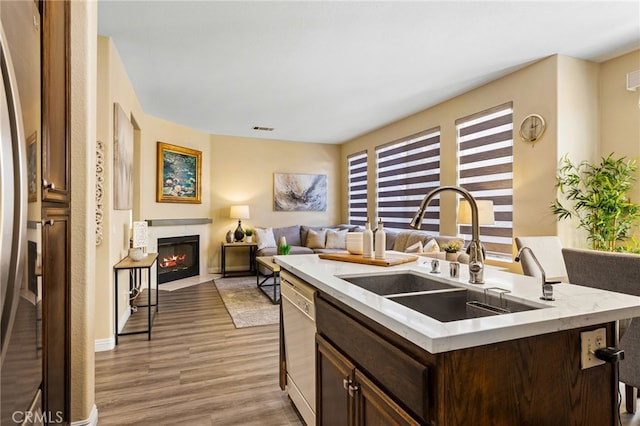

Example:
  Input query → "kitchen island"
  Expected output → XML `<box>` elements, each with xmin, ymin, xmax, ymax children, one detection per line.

<box><xmin>276</xmin><ymin>253</ymin><xmax>640</xmax><ymax>426</ymax></box>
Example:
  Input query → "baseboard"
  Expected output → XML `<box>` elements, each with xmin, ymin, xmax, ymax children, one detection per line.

<box><xmin>71</xmin><ymin>404</ymin><xmax>98</xmax><ymax>426</ymax></box>
<box><xmin>94</xmin><ymin>336</ymin><xmax>115</xmax><ymax>352</ymax></box>
<box><xmin>118</xmin><ymin>303</ymin><xmax>131</xmax><ymax>333</ymax></box>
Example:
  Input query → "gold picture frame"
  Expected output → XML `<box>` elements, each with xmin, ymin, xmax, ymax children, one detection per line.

<box><xmin>156</xmin><ymin>142</ymin><xmax>202</xmax><ymax>203</ymax></box>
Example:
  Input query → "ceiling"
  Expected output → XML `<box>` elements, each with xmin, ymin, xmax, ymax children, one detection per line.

<box><xmin>97</xmin><ymin>1</ymin><xmax>640</xmax><ymax>144</ymax></box>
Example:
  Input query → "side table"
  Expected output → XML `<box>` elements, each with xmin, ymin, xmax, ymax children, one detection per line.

<box><xmin>113</xmin><ymin>253</ymin><xmax>158</xmax><ymax>345</ymax></box>
<box><xmin>256</xmin><ymin>256</ymin><xmax>281</xmax><ymax>304</ymax></box>
<box><xmin>221</xmin><ymin>242</ymin><xmax>258</xmax><ymax>277</ymax></box>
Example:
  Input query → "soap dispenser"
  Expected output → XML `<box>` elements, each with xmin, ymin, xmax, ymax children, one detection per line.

<box><xmin>375</xmin><ymin>219</ymin><xmax>386</xmax><ymax>260</ymax></box>
<box><xmin>363</xmin><ymin>218</ymin><xmax>374</xmax><ymax>259</ymax></box>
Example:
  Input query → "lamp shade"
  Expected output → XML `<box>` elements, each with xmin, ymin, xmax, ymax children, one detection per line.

<box><xmin>229</xmin><ymin>205</ymin><xmax>250</xmax><ymax>220</ymax></box>
<box><xmin>458</xmin><ymin>199</ymin><xmax>495</xmax><ymax>225</ymax></box>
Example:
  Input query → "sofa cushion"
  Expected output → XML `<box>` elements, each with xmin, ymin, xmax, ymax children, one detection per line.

<box><xmin>306</xmin><ymin>229</ymin><xmax>327</xmax><ymax>249</ymax></box>
<box><xmin>313</xmin><ymin>248</ymin><xmax>349</xmax><ymax>254</ymax></box>
<box><xmin>405</xmin><ymin>241</ymin><xmax>423</xmax><ymax>253</ymax></box>
<box><xmin>424</xmin><ymin>238</ymin><xmax>440</xmax><ymax>253</ymax></box>
<box><xmin>301</xmin><ymin>225</ymin><xmax>325</xmax><ymax>246</ymax></box>
<box><xmin>255</xmin><ymin>227</ymin><xmax>277</xmax><ymax>250</ymax></box>
<box><xmin>326</xmin><ymin>229</ymin><xmax>348</xmax><ymax>249</ymax></box>
<box><xmin>273</xmin><ymin>225</ymin><xmax>302</xmax><ymax>247</ymax></box>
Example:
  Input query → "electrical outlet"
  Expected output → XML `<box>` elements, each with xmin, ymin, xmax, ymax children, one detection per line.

<box><xmin>580</xmin><ymin>328</ymin><xmax>606</xmax><ymax>369</ymax></box>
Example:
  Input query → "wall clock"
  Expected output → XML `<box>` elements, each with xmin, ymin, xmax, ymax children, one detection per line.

<box><xmin>519</xmin><ymin>114</ymin><xmax>546</xmax><ymax>143</ymax></box>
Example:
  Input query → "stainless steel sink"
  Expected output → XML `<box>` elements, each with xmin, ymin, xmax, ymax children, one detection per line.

<box><xmin>340</xmin><ymin>272</ymin><xmax>455</xmax><ymax>296</ymax></box>
<box><xmin>388</xmin><ymin>289</ymin><xmax>543</xmax><ymax>322</ymax></box>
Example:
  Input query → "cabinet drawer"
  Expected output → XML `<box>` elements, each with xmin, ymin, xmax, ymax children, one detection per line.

<box><xmin>316</xmin><ymin>295</ymin><xmax>430</xmax><ymax>423</ymax></box>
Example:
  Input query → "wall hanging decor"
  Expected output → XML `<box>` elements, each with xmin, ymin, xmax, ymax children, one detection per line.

<box><xmin>274</xmin><ymin>172</ymin><xmax>327</xmax><ymax>211</ymax></box>
<box><xmin>95</xmin><ymin>140</ymin><xmax>104</xmax><ymax>246</ymax></box>
<box><xmin>114</xmin><ymin>103</ymin><xmax>133</xmax><ymax>210</ymax></box>
<box><xmin>156</xmin><ymin>141</ymin><xmax>202</xmax><ymax>203</ymax></box>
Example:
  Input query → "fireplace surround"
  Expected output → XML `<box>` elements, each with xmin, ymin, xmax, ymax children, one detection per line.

<box><xmin>157</xmin><ymin>235</ymin><xmax>199</xmax><ymax>283</ymax></box>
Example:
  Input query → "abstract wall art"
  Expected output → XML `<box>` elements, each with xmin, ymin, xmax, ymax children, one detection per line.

<box><xmin>274</xmin><ymin>173</ymin><xmax>327</xmax><ymax>211</ymax></box>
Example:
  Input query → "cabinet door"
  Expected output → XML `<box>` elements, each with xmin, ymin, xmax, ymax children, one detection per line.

<box><xmin>355</xmin><ymin>370</ymin><xmax>420</xmax><ymax>426</ymax></box>
<box><xmin>41</xmin><ymin>0</ymin><xmax>70</xmax><ymax>203</ymax></box>
<box><xmin>41</xmin><ymin>209</ymin><xmax>70</xmax><ymax>422</ymax></box>
<box><xmin>316</xmin><ymin>335</ymin><xmax>355</xmax><ymax>426</ymax></box>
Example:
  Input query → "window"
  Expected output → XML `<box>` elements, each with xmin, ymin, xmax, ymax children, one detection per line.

<box><xmin>376</xmin><ymin>129</ymin><xmax>441</xmax><ymax>231</ymax></box>
<box><xmin>347</xmin><ymin>151</ymin><xmax>368</xmax><ymax>226</ymax></box>
<box><xmin>456</xmin><ymin>103</ymin><xmax>513</xmax><ymax>261</ymax></box>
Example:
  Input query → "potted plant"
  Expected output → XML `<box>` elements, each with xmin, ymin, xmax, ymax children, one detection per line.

<box><xmin>551</xmin><ymin>153</ymin><xmax>640</xmax><ymax>252</ymax></box>
<box><xmin>442</xmin><ymin>241</ymin><xmax>462</xmax><ymax>261</ymax></box>
<box><xmin>244</xmin><ymin>228</ymin><xmax>254</xmax><ymax>243</ymax></box>
<box><xmin>278</xmin><ymin>243</ymin><xmax>291</xmax><ymax>255</ymax></box>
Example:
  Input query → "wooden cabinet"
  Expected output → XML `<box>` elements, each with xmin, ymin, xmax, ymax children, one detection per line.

<box><xmin>41</xmin><ymin>0</ymin><xmax>71</xmax><ymax>422</ymax></box>
<box><xmin>316</xmin><ymin>290</ymin><xmax>618</xmax><ymax>426</ymax></box>
<box><xmin>41</xmin><ymin>0</ymin><xmax>70</xmax><ymax>204</ymax></box>
<box><xmin>317</xmin><ymin>334</ymin><xmax>419</xmax><ymax>426</ymax></box>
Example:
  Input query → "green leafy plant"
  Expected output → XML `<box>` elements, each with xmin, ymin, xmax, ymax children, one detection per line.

<box><xmin>244</xmin><ymin>228</ymin><xmax>254</xmax><ymax>237</ymax></box>
<box><xmin>278</xmin><ymin>244</ymin><xmax>291</xmax><ymax>255</ymax></box>
<box><xmin>443</xmin><ymin>241</ymin><xmax>462</xmax><ymax>253</ymax></box>
<box><xmin>551</xmin><ymin>153</ymin><xmax>640</xmax><ymax>251</ymax></box>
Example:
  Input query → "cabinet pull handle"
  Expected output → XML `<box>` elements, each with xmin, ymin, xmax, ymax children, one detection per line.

<box><xmin>42</xmin><ymin>219</ymin><xmax>54</xmax><ymax>226</ymax></box>
<box><xmin>348</xmin><ymin>384</ymin><xmax>360</xmax><ymax>397</ymax></box>
<box><xmin>43</xmin><ymin>179</ymin><xmax>55</xmax><ymax>190</ymax></box>
<box><xmin>343</xmin><ymin>378</ymin><xmax>351</xmax><ymax>390</ymax></box>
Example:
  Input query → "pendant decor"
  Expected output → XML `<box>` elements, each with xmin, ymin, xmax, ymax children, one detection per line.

<box><xmin>96</xmin><ymin>140</ymin><xmax>105</xmax><ymax>246</ymax></box>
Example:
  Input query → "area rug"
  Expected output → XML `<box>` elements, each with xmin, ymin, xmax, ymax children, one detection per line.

<box><xmin>214</xmin><ymin>276</ymin><xmax>279</xmax><ymax>328</ymax></box>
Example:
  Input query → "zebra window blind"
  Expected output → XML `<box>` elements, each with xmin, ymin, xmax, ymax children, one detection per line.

<box><xmin>456</xmin><ymin>102</ymin><xmax>514</xmax><ymax>260</ymax></box>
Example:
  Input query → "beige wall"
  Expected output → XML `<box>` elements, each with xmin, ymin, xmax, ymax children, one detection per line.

<box><xmin>95</xmin><ymin>37</ymin><xmax>341</xmax><ymax>344</ymax></box>
<box><xmin>599</xmin><ymin>49</ymin><xmax>640</xmax><ymax>207</ymax></box>
<box><xmin>209</xmin><ymin>135</ymin><xmax>341</xmax><ymax>270</ymax></box>
<box><xmin>70</xmin><ymin>1</ymin><xmax>97</xmax><ymax>423</ymax></box>
<box><xmin>341</xmin><ymin>56</ymin><xmax>562</xmax><ymax>272</ymax></box>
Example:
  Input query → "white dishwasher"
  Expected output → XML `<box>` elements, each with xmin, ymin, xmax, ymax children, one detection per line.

<box><xmin>281</xmin><ymin>271</ymin><xmax>317</xmax><ymax>426</ymax></box>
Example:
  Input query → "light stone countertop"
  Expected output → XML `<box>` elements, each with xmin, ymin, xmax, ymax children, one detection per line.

<box><xmin>275</xmin><ymin>252</ymin><xmax>640</xmax><ymax>354</ymax></box>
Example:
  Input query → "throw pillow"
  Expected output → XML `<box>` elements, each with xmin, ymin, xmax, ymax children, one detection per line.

<box><xmin>306</xmin><ymin>229</ymin><xmax>327</xmax><ymax>249</ymax></box>
<box><xmin>326</xmin><ymin>229</ymin><xmax>348</xmax><ymax>249</ymax></box>
<box><xmin>424</xmin><ymin>239</ymin><xmax>440</xmax><ymax>253</ymax></box>
<box><xmin>405</xmin><ymin>241</ymin><xmax>423</xmax><ymax>253</ymax></box>
<box><xmin>255</xmin><ymin>227</ymin><xmax>277</xmax><ymax>250</ymax></box>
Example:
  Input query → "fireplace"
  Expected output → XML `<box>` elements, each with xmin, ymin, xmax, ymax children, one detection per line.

<box><xmin>157</xmin><ymin>235</ymin><xmax>200</xmax><ymax>284</ymax></box>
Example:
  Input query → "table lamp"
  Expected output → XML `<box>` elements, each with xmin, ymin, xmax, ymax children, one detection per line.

<box><xmin>230</xmin><ymin>205</ymin><xmax>250</xmax><ymax>242</ymax></box>
<box><xmin>457</xmin><ymin>199</ymin><xmax>495</xmax><ymax>226</ymax></box>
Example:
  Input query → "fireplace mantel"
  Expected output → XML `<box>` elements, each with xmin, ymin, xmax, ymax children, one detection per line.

<box><xmin>147</xmin><ymin>218</ymin><xmax>212</xmax><ymax>227</ymax></box>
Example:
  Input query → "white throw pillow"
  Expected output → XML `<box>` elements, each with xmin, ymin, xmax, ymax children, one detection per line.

<box><xmin>405</xmin><ymin>241</ymin><xmax>423</xmax><ymax>253</ymax></box>
<box><xmin>326</xmin><ymin>229</ymin><xmax>348</xmax><ymax>249</ymax></box>
<box><xmin>424</xmin><ymin>239</ymin><xmax>440</xmax><ymax>253</ymax></box>
<box><xmin>255</xmin><ymin>227</ymin><xmax>277</xmax><ymax>250</ymax></box>
<box><xmin>306</xmin><ymin>229</ymin><xmax>327</xmax><ymax>249</ymax></box>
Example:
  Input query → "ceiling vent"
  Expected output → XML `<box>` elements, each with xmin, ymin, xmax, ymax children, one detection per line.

<box><xmin>627</xmin><ymin>70</ymin><xmax>640</xmax><ymax>91</ymax></box>
<box><xmin>253</xmin><ymin>126</ymin><xmax>274</xmax><ymax>132</ymax></box>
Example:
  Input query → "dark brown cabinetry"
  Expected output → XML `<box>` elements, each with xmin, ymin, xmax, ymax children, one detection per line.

<box><xmin>41</xmin><ymin>0</ymin><xmax>71</xmax><ymax>422</ymax></box>
<box><xmin>317</xmin><ymin>334</ymin><xmax>419</xmax><ymax>426</ymax></box>
<box><xmin>316</xmin><ymin>290</ymin><xmax>618</xmax><ymax>426</ymax></box>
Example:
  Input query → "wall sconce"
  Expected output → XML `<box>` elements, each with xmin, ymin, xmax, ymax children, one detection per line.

<box><xmin>230</xmin><ymin>205</ymin><xmax>250</xmax><ymax>242</ymax></box>
<box><xmin>458</xmin><ymin>199</ymin><xmax>495</xmax><ymax>226</ymax></box>
<box><xmin>627</xmin><ymin>70</ymin><xmax>640</xmax><ymax>108</ymax></box>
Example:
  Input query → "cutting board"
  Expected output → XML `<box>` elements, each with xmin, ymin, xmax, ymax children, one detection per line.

<box><xmin>318</xmin><ymin>252</ymin><xmax>418</xmax><ymax>267</ymax></box>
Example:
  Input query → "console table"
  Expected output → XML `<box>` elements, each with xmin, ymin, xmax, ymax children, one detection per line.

<box><xmin>113</xmin><ymin>253</ymin><xmax>158</xmax><ymax>344</ymax></box>
<box><xmin>221</xmin><ymin>242</ymin><xmax>257</xmax><ymax>277</ymax></box>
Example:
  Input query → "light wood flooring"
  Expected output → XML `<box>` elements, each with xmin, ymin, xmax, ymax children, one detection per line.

<box><xmin>95</xmin><ymin>281</ymin><xmax>303</xmax><ymax>425</ymax></box>
<box><xmin>95</xmin><ymin>280</ymin><xmax>640</xmax><ymax>426</ymax></box>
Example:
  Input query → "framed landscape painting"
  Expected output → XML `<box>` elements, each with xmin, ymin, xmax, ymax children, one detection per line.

<box><xmin>156</xmin><ymin>142</ymin><xmax>202</xmax><ymax>203</ymax></box>
<box><xmin>274</xmin><ymin>173</ymin><xmax>327</xmax><ymax>211</ymax></box>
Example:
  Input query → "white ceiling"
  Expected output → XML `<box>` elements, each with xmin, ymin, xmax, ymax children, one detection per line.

<box><xmin>97</xmin><ymin>1</ymin><xmax>640</xmax><ymax>144</ymax></box>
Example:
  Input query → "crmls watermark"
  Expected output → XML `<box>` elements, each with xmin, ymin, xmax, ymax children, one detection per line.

<box><xmin>11</xmin><ymin>410</ymin><xmax>64</xmax><ymax>424</ymax></box>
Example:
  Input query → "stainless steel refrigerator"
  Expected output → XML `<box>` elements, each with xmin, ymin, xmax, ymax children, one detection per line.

<box><xmin>1</xmin><ymin>1</ymin><xmax>43</xmax><ymax>424</ymax></box>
